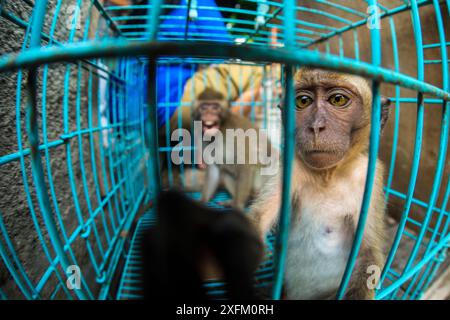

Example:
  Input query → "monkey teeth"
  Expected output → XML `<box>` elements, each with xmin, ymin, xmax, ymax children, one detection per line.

<box><xmin>202</xmin><ymin>121</ymin><xmax>220</xmax><ymax>136</ymax></box>
<box><xmin>203</xmin><ymin>121</ymin><xmax>218</xmax><ymax>129</ymax></box>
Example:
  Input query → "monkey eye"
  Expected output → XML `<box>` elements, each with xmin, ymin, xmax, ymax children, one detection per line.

<box><xmin>328</xmin><ymin>93</ymin><xmax>350</xmax><ymax>107</ymax></box>
<box><xmin>296</xmin><ymin>95</ymin><xmax>313</xmax><ymax>109</ymax></box>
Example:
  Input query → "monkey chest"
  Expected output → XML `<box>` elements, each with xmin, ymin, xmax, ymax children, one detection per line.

<box><xmin>284</xmin><ymin>211</ymin><xmax>352</xmax><ymax>299</ymax></box>
<box><xmin>289</xmin><ymin>208</ymin><xmax>353</xmax><ymax>258</ymax></box>
<box><xmin>284</xmin><ymin>187</ymin><xmax>363</xmax><ymax>299</ymax></box>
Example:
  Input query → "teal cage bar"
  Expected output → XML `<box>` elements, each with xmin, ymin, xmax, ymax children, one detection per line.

<box><xmin>0</xmin><ymin>0</ymin><xmax>449</xmax><ymax>300</ymax></box>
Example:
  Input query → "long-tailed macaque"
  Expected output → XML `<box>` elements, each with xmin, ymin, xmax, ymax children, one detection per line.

<box><xmin>141</xmin><ymin>190</ymin><xmax>263</xmax><ymax>300</ymax></box>
<box><xmin>192</xmin><ymin>88</ymin><xmax>277</xmax><ymax>210</ymax></box>
<box><xmin>249</xmin><ymin>68</ymin><xmax>390</xmax><ymax>300</ymax></box>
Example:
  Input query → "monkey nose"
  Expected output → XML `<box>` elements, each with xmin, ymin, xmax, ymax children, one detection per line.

<box><xmin>309</xmin><ymin>124</ymin><xmax>325</xmax><ymax>135</ymax></box>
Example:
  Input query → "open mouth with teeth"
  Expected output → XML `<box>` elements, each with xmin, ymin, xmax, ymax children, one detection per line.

<box><xmin>203</xmin><ymin>120</ymin><xmax>220</xmax><ymax>136</ymax></box>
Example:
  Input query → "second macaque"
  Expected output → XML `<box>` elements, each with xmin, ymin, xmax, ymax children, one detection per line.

<box><xmin>192</xmin><ymin>88</ymin><xmax>277</xmax><ymax>210</ymax></box>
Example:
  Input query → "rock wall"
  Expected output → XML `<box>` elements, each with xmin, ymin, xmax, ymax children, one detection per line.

<box><xmin>0</xmin><ymin>0</ymin><xmax>111</xmax><ymax>299</ymax></box>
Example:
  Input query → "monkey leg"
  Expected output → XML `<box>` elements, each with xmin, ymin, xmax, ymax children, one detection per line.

<box><xmin>219</xmin><ymin>168</ymin><xmax>254</xmax><ymax>210</ymax></box>
<box><xmin>232</xmin><ymin>167</ymin><xmax>256</xmax><ymax>211</ymax></box>
<box><xmin>343</xmin><ymin>245</ymin><xmax>383</xmax><ymax>300</ymax></box>
<box><xmin>214</xmin><ymin>173</ymin><xmax>235</xmax><ymax>208</ymax></box>
<box><xmin>201</xmin><ymin>164</ymin><xmax>221</xmax><ymax>203</ymax></box>
<box><xmin>182</xmin><ymin>168</ymin><xmax>206</xmax><ymax>192</ymax></box>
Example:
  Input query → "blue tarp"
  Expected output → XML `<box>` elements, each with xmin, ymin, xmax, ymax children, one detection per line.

<box><xmin>155</xmin><ymin>0</ymin><xmax>231</xmax><ymax>127</ymax></box>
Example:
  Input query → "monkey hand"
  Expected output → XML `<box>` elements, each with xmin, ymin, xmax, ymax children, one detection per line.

<box><xmin>197</xmin><ymin>162</ymin><xmax>207</xmax><ymax>170</ymax></box>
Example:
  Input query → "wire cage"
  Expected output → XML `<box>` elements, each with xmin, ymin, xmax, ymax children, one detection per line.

<box><xmin>0</xmin><ymin>0</ymin><xmax>449</xmax><ymax>300</ymax></box>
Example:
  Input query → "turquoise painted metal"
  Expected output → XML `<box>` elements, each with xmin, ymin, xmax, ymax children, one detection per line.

<box><xmin>271</xmin><ymin>0</ymin><xmax>295</xmax><ymax>301</ymax></box>
<box><xmin>0</xmin><ymin>0</ymin><xmax>449</xmax><ymax>300</ymax></box>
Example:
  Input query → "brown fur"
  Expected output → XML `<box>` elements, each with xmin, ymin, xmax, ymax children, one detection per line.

<box><xmin>249</xmin><ymin>68</ymin><xmax>389</xmax><ymax>300</ymax></box>
<box><xmin>194</xmin><ymin>88</ymin><xmax>277</xmax><ymax>210</ymax></box>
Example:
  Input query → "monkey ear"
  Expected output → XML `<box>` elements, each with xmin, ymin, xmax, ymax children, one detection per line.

<box><xmin>380</xmin><ymin>96</ymin><xmax>391</xmax><ymax>133</ymax></box>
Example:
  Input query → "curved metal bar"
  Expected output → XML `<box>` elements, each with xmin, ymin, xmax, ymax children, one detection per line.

<box><xmin>377</xmin><ymin>232</ymin><xmax>450</xmax><ymax>299</ymax></box>
<box><xmin>24</xmin><ymin>0</ymin><xmax>88</xmax><ymax>300</ymax></box>
<box><xmin>400</xmin><ymin>0</ymin><xmax>450</xmax><ymax>299</ymax></box>
<box><xmin>59</xmin><ymin>0</ymin><xmax>97</xmax><ymax>298</ymax></box>
<box><xmin>271</xmin><ymin>0</ymin><xmax>295</xmax><ymax>300</ymax></box>
<box><xmin>387</xmin><ymin>0</ymin><xmax>426</xmax><ymax>300</ymax></box>
<box><xmin>146</xmin><ymin>0</ymin><xmax>162</xmax><ymax>40</ymax></box>
<box><xmin>308</xmin><ymin>0</ymin><xmax>430</xmax><ymax>47</ymax></box>
<box><xmin>271</xmin><ymin>65</ymin><xmax>295</xmax><ymax>300</ymax></box>
<box><xmin>379</xmin><ymin>16</ymin><xmax>402</xmax><ymax>288</ymax></box>
<box><xmin>84</xmin><ymin>6</ymin><xmax>113</xmax><ymax>247</ymax></box>
<box><xmin>416</xmin><ymin>179</ymin><xmax>450</xmax><ymax>299</ymax></box>
<box><xmin>0</xmin><ymin>41</ymin><xmax>448</xmax><ymax>101</ymax></box>
<box><xmin>384</xmin><ymin>16</ymin><xmax>401</xmax><ymax>204</ymax></box>
<box><xmin>1</xmin><ymin>0</ymin><xmax>449</xmax><ymax>301</ymax></box>
<box><xmin>313</xmin><ymin>0</ymin><xmax>368</xmax><ymax>18</ymax></box>
<box><xmin>336</xmin><ymin>0</ymin><xmax>382</xmax><ymax>299</ymax></box>
<box><xmin>144</xmin><ymin>0</ymin><xmax>162</xmax><ymax>199</ymax></box>
<box><xmin>0</xmin><ymin>213</ymin><xmax>36</xmax><ymax>299</ymax></box>
<box><xmin>39</xmin><ymin>0</ymin><xmax>96</xmax><ymax>298</ymax></box>
<box><xmin>12</xmin><ymin>1</ymin><xmax>72</xmax><ymax>299</ymax></box>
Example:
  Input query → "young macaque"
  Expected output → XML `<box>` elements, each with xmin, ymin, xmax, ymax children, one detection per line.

<box><xmin>249</xmin><ymin>68</ymin><xmax>390</xmax><ymax>300</ymax></box>
<box><xmin>192</xmin><ymin>88</ymin><xmax>277</xmax><ymax>210</ymax></box>
<box><xmin>141</xmin><ymin>190</ymin><xmax>263</xmax><ymax>300</ymax></box>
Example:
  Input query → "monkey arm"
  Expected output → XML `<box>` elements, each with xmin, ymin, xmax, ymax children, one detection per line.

<box><xmin>344</xmin><ymin>164</ymin><xmax>386</xmax><ymax>300</ymax></box>
<box><xmin>248</xmin><ymin>174</ymin><xmax>282</xmax><ymax>240</ymax></box>
<box><xmin>249</xmin><ymin>159</ymin><xmax>300</xmax><ymax>239</ymax></box>
<box><xmin>232</xmin><ymin>166</ymin><xmax>256</xmax><ymax>211</ymax></box>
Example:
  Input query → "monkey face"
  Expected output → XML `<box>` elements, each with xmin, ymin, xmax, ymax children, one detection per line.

<box><xmin>193</xmin><ymin>100</ymin><xmax>229</xmax><ymax>138</ymax></box>
<box><xmin>293</xmin><ymin>85</ymin><xmax>367</xmax><ymax>170</ymax></box>
<box><xmin>193</xmin><ymin>88</ymin><xmax>231</xmax><ymax>137</ymax></box>
<box><xmin>199</xmin><ymin>102</ymin><xmax>222</xmax><ymax>136</ymax></box>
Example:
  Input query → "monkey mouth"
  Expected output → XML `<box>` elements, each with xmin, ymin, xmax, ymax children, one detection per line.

<box><xmin>304</xmin><ymin>149</ymin><xmax>335</xmax><ymax>155</ymax></box>
<box><xmin>203</xmin><ymin>120</ymin><xmax>220</xmax><ymax>136</ymax></box>
<box><xmin>300</xmin><ymin>149</ymin><xmax>345</xmax><ymax>170</ymax></box>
